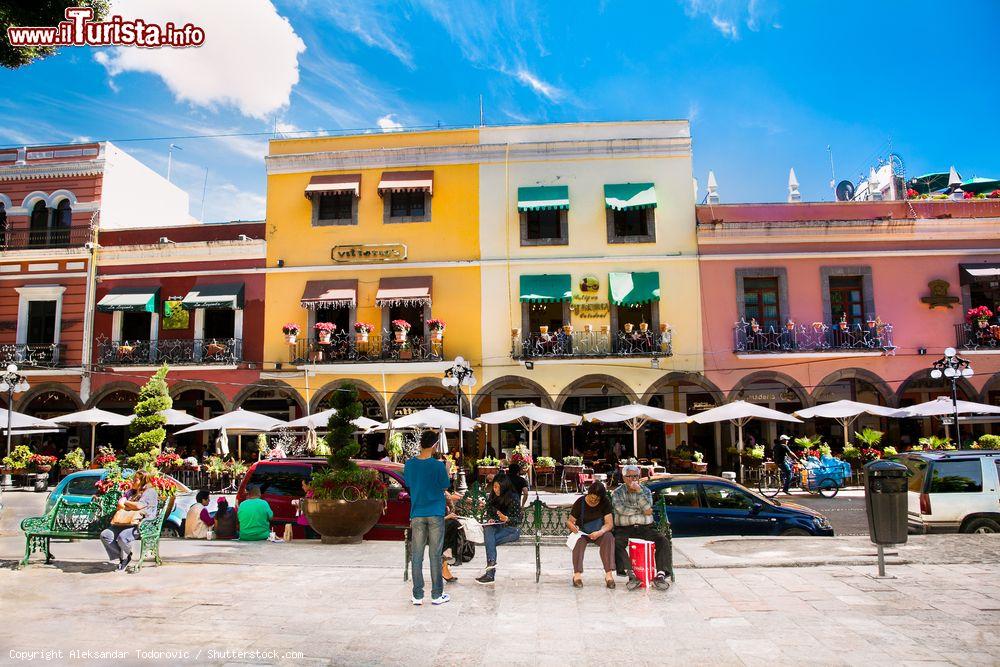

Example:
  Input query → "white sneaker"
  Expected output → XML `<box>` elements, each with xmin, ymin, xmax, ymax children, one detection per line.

<box><xmin>431</xmin><ymin>594</ymin><xmax>451</xmax><ymax>606</ymax></box>
<box><xmin>411</xmin><ymin>597</ymin><xmax>423</xmax><ymax>606</ymax></box>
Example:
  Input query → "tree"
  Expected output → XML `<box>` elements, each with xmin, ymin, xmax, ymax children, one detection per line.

<box><xmin>128</xmin><ymin>364</ymin><xmax>171</xmax><ymax>457</ymax></box>
<box><xmin>1</xmin><ymin>1</ymin><xmax>111</xmax><ymax>69</ymax></box>
<box><xmin>324</xmin><ymin>383</ymin><xmax>362</xmax><ymax>471</ymax></box>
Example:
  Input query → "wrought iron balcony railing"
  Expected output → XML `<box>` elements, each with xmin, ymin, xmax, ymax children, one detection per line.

<box><xmin>0</xmin><ymin>343</ymin><xmax>68</xmax><ymax>368</ymax></box>
<box><xmin>733</xmin><ymin>319</ymin><xmax>895</xmax><ymax>354</ymax></box>
<box><xmin>955</xmin><ymin>322</ymin><xmax>1000</xmax><ymax>351</ymax></box>
<box><xmin>97</xmin><ymin>338</ymin><xmax>242</xmax><ymax>366</ymax></box>
<box><xmin>0</xmin><ymin>226</ymin><xmax>91</xmax><ymax>250</ymax></box>
<box><xmin>511</xmin><ymin>328</ymin><xmax>672</xmax><ymax>360</ymax></box>
<box><xmin>289</xmin><ymin>330</ymin><xmax>444</xmax><ymax>364</ymax></box>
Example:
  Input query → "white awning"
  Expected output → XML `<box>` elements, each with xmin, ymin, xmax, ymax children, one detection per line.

<box><xmin>304</xmin><ymin>174</ymin><xmax>361</xmax><ymax>197</ymax></box>
<box><xmin>378</xmin><ymin>170</ymin><xmax>433</xmax><ymax>194</ymax></box>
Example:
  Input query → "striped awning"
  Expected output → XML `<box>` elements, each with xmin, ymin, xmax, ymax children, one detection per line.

<box><xmin>180</xmin><ymin>283</ymin><xmax>245</xmax><ymax>310</ymax></box>
<box><xmin>375</xmin><ymin>276</ymin><xmax>432</xmax><ymax>307</ymax></box>
<box><xmin>517</xmin><ymin>186</ymin><xmax>569</xmax><ymax>211</ymax></box>
<box><xmin>378</xmin><ymin>170</ymin><xmax>433</xmax><ymax>194</ymax></box>
<box><xmin>604</xmin><ymin>183</ymin><xmax>657</xmax><ymax>211</ymax></box>
<box><xmin>300</xmin><ymin>280</ymin><xmax>357</xmax><ymax>309</ymax></box>
<box><xmin>97</xmin><ymin>287</ymin><xmax>160</xmax><ymax>313</ymax></box>
<box><xmin>304</xmin><ymin>174</ymin><xmax>361</xmax><ymax>198</ymax></box>
<box><xmin>519</xmin><ymin>274</ymin><xmax>572</xmax><ymax>303</ymax></box>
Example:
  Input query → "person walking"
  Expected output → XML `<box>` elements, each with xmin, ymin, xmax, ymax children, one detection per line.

<box><xmin>772</xmin><ymin>435</ymin><xmax>800</xmax><ymax>495</ymax></box>
<box><xmin>476</xmin><ymin>473</ymin><xmax>523</xmax><ymax>585</ymax></box>
<box><xmin>404</xmin><ymin>430</ymin><xmax>452</xmax><ymax>606</ymax></box>
<box><xmin>611</xmin><ymin>465</ymin><xmax>671</xmax><ymax>591</ymax></box>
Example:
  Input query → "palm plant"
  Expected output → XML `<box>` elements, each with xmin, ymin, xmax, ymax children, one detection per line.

<box><xmin>854</xmin><ymin>428</ymin><xmax>884</xmax><ymax>448</ymax></box>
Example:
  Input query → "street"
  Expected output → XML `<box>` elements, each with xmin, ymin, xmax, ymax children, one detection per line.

<box><xmin>774</xmin><ymin>488</ymin><xmax>869</xmax><ymax>536</ymax></box>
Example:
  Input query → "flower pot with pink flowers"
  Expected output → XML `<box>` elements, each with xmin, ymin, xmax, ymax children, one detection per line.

<box><xmin>968</xmin><ymin>305</ymin><xmax>993</xmax><ymax>328</ymax></box>
<box><xmin>391</xmin><ymin>319</ymin><xmax>411</xmax><ymax>343</ymax></box>
<box><xmin>282</xmin><ymin>323</ymin><xmax>301</xmax><ymax>344</ymax></box>
<box><xmin>314</xmin><ymin>321</ymin><xmax>336</xmax><ymax>344</ymax></box>
<box><xmin>354</xmin><ymin>321</ymin><xmax>374</xmax><ymax>343</ymax></box>
<box><xmin>426</xmin><ymin>318</ymin><xmax>446</xmax><ymax>341</ymax></box>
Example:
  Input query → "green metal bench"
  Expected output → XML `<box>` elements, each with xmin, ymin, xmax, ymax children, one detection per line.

<box><xmin>403</xmin><ymin>484</ymin><xmax>674</xmax><ymax>583</ymax></box>
<box><xmin>20</xmin><ymin>492</ymin><xmax>169</xmax><ymax>571</ymax></box>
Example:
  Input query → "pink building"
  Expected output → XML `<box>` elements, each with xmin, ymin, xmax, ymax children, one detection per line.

<box><xmin>696</xmin><ymin>199</ymin><xmax>1000</xmax><ymax>465</ymax></box>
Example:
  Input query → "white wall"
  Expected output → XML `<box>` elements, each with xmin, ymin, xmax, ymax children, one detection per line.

<box><xmin>99</xmin><ymin>143</ymin><xmax>196</xmax><ymax>229</ymax></box>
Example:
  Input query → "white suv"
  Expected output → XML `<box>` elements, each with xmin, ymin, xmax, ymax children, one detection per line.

<box><xmin>898</xmin><ymin>451</ymin><xmax>1000</xmax><ymax>534</ymax></box>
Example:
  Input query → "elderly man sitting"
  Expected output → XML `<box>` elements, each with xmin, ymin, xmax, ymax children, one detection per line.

<box><xmin>611</xmin><ymin>465</ymin><xmax>671</xmax><ymax>591</ymax></box>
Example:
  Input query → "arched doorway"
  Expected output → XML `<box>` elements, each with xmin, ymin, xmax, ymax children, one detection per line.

<box><xmin>642</xmin><ymin>373</ymin><xmax>726</xmax><ymax>469</ymax></box>
<box><xmin>556</xmin><ymin>375</ymin><xmax>637</xmax><ymax>461</ymax></box>
<box><xmin>233</xmin><ymin>381</ymin><xmax>305</xmax><ymax>460</ymax></box>
<box><xmin>314</xmin><ymin>380</ymin><xmax>386</xmax><ymax>459</ymax></box>
<box><xmin>812</xmin><ymin>369</ymin><xmax>894</xmax><ymax>449</ymax></box>
<box><xmin>896</xmin><ymin>371</ymin><xmax>975</xmax><ymax>447</ymax></box>
<box><xmin>171</xmin><ymin>385</ymin><xmax>228</xmax><ymax>460</ymax></box>
<box><xmin>92</xmin><ymin>387</ymin><xmax>139</xmax><ymax>453</ymax></box>
<box><xmin>474</xmin><ymin>375</ymin><xmax>553</xmax><ymax>458</ymax></box>
<box><xmin>18</xmin><ymin>386</ymin><xmax>82</xmax><ymax>456</ymax></box>
<box><xmin>728</xmin><ymin>372</ymin><xmax>809</xmax><ymax>450</ymax></box>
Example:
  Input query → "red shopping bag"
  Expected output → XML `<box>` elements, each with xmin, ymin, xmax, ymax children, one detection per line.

<box><xmin>628</xmin><ymin>538</ymin><xmax>656</xmax><ymax>589</ymax></box>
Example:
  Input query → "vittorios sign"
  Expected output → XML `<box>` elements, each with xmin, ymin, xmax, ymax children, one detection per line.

<box><xmin>332</xmin><ymin>243</ymin><xmax>407</xmax><ymax>263</ymax></box>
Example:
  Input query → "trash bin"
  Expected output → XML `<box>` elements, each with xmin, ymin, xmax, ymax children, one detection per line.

<box><xmin>863</xmin><ymin>459</ymin><xmax>908</xmax><ymax>546</ymax></box>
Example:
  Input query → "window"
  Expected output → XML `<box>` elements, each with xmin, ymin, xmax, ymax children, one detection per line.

<box><xmin>203</xmin><ymin>309</ymin><xmax>235</xmax><ymax>339</ymax></box>
<box><xmin>381</xmin><ymin>471</ymin><xmax>404</xmax><ymax>499</ymax></box>
<box><xmin>527</xmin><ymin>302</ymin><xmax>565</xmax><ymax>333</ymax></box>
<box><xmin>389</xmin><ymin>304</ymin><xmax>425</xmax><ymax>339</ymax></box>
<box><xmin>521</xmin><ymin>209</ymin><xmax>567</xmax><ymax>245</ymax></box>
<box><xmin>829</xmin><ymin>276</ymin><xmax>865</xmax><ymax>326</ymax></box>
<box><xmin>121</xmin><ymin>312</ymin><xmax>152</xmax><ymax>341</ymax></box>
<box><xmin>26</xmin><ymin>300</ymin><xmax>56</xmax><ymax>345</ymax></box>
<box><xmin>65</xmin><ymin>476</ymin><xmax>100</xmax><ymax>496</ymax></box>
<box><xmin>313</xmin><ymin>305</ymin><xmax>350</xmax><ymax>340</ymax></box>
<box><xmin>0</xmin><ymin>202</ymin><xmax>6</xmax><ymax>244</ymax></box>
<box><xmin>245</xmin><ymin>464</ymin><xmax>312</xmax><ymax>496</ymax></box>
<box><xmin>607</xmin><ymin>207</ymin><xmax>655</xmax><ymax>243</ymax></box>
<box><xmin>29</xmin><ymin>201</ymin><xmax>48</xmax><ymax>246</ymax></box>
<box><xmin>902</xmin><ymin>457</ymin><xmax>928</xmax><ymax>493</ymax></box>
<box><xmin>658</xmin><ymin>483</ymin><xmax>701</xmax><ymax>507</ymax></box>
<box><xmin>743</xmin><ymin>277</ymin><xmax>781</xmax><ymax>330</ymax></box>
<box><xmin>389</xmin><ymin>191</ymin><xmax>425</xmax><ymax>218</ymax></box>
<box><xmin>314</xmin><ymin>192</ymin><xmax>354</xmax><ymax>226</ymax></box>
<box><xmin>928</xmin><ymin>460</ymin><xmax>983</xmax><ymax>493</ymax></box>
<box><xmin>703</xmin><ymin>484</ymin><xmax>756</xmax><ymax>511</ymax></box>
<box><xmin>616</xmin><ymin>302</ymin><xmax>653</xmax><ymax>331</ymax></box>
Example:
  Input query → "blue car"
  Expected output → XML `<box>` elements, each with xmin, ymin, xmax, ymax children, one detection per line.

<box><xmin>647</xmin><ymin>474</ymin><xmax>835</xmax><ymax>537</ymax></box>
<box><xmin>46</xmin><ymin>469</ymin><xmax>198</xmax><ymax>537</ymax></box>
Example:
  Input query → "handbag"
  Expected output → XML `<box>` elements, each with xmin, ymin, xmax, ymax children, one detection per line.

<box><xmin>111</xmin><ymin>509</ymin><xmax>142</xmax><ymax>527</ymax></box>
<box><xmin>457</xmin><ymin>516</ymin><xmax>484</xmax><ymax>545</ymax></box>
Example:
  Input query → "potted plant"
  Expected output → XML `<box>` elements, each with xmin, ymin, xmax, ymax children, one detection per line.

<box><xmin>511</xmin><ymin>327</ymin><xmax>521</xmax><ymax>338</ymax></box>
<box><xmin>92</xmin><ymin>446</ymin><xmax>117</xmax><ymax>469</ymax></box>
<box><xmin>386</xmin><ymin>432</ymin><xmax>404</xmax><ymax>462</ymax></box>
<box><xmin>354</xmin><ymin>321</ymin><xmax>374</xmax><ymax>343</ymax></box>
<box><xmin>314</xmin><ymin>321</ymin><xmax>336</xmax><ymax>344</ymax></box>
<box><xmin>391</xmin><ymin>319</ymin><xmax>411</xmax><ymax>343</ymax></box>
<box><xmin>967</xmin><ymin>305</ymin><xmax>993</xmax><ymax>328</ymax></box>
<box><xmin>59</xmin><ymin>447</ymin><xmax>86</xmax><ymax>473</ymax></box>
<box><xmin>838</xmin><ymin>314</ymin><xmax>849</xmax><ymax>331</ymax></box>
<box><xmin>118</xmin><ymin>342</ymin><xmax>134</xmax><ymax>357</ymax></box>
<box><xmin>866</xmin><ymin>318</ymin><xmax>877</xmax><ymax>329</ymax></box>
<box><xmin>660</xmin><ymin>323</ymin><xmax>670</xmax><ymax>333</ymax></box>
<box><xmin>398</xmin><ymin>340</ymin><xmax>413</xmax><ymax>360</ymax></box>
<box><xmin>2</xmin><ymin>445</ymin><xmax>33</xmax><ymax>475</ymax></box>
<box><xmin>785</xmin><ymin>319</ymin><xmax>795</xmax><ymax>331</ymax></box>
<box><xmin>691</xmin><ymin>451</ymin><xmax>707</xmax><ymax>473</ymax></box>
<box><xmin>583</xmin><ymin>324</ymin><xmax>593</xmax><ymax>333</ymax></box>
<box><xmin>477</xmin><ymin>455</ymin><xmax>500</xmax><ymax>479</ymax></box>
<box><xmin>282</xmin><ymin>323</ymin><xmax>301</xmax><ymax>344</ymax></box>
<box><xmin>539</xmin><ymin>325</ymin><xmax>549</xmax><ymax>335</ymax></box>
<box><xmin>155</xmin><ymin>450</ymin><xmax>182</xmax><ymax>469</ymax></box>
<box><xmin>623</xmin><ymin>322</ymin><xmax>634</xmax><ymax>333</ymax></box>
<box><xmin>750</xmin><ymin>318</ymin><xmax>760</xmax><ymax>333</ymax></box>
<box><xmin>854</xmin><ymin>428</ymin><xmax>883</xmax><ymax>450</ymax></box>
<box><xmin>562</xmin><ymin>455</ymin><xmax>583</xmax><ymax>467</ymax></box>
<box><xmin>205</xmin><ymin>340</ymin><xmax>227</xmax><ymax>356</ymax></box>
<box><xmin>600</xmin><ymin>324</ymin><xmax>610</xmax><ymax>334</ymax></box>
<box><xmin>534</xmin><ymin>456</ymin><xmax>556</xmax><ymax>473</ymax></box>
<box><xmin>639</xmin><ymin>322</ymin><xmax>649</xmax><ymax>332</ymax></box>
<box><xmin>426</xmin><ymin>318</ymin><xmax>446</xmax><ymax>341</ymax></box>
<box><xmin>675</xmin><ymin>447</ymin><xmax>693</xmax><ymax>470</ymax></box>
<box><xmin>811</xmin><ymin>321</ymin><xmax>824</xmax><ymax>332</ymax></box>
<box><xmin>562</xmin><ymin>324</ymin><xmax>573</xmax><ymax>335</ymax></box>
<box><xmin>302</xmin><ymin>384</ymin><xmax>387</xmax><ymax>544</ymax></box>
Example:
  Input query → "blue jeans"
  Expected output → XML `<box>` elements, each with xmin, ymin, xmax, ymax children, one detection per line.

<box><xmin>484</xmin><ymin>525</ymin><xmax>520</xmax><ymax>564</ymax></box>
<box><xmin>410</xmin><ymin>516</ymin><xmax>444</xmax><ymax>600</ymax></box>
<box><xmin>780</xmin><ymin>462</ymin><xmax>793</xmax><ymax>493</ymax></box>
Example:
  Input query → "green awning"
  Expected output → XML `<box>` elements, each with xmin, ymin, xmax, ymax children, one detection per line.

<box><xmin>609</xmin><ymin>272</ymin><xmax>660</xmax><ymax>306</ymax></box>
<box><xmin>519</xmin><ymin>274</ymin><xmax>572</xmax><ymax>303</ymax></box>
<box><xmin>604</xmin><ymin>183</ymin><xmax>657</xmax><ymax>211</ymax></box>
<box><xmin>961</xmin><ymin>177</ymin><xmax>1000</xmax><ymax>194</ymax></box>
<box><xmin>180</xmin><ymin>283</ymin><xmax>245</xmax><ymax>310</ymax></box>
<box><xmin>517</xmin><ymin>186</ymin><xmax>569</xmax><ymax>212</ymax></box>
<box><xmin>96</xmin><ymin>287</ymin><xmax>159</xmax><ymax>313</ymax></box>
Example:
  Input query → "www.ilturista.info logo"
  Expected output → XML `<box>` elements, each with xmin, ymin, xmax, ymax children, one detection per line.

<box><xmin>6</xmin><ymin>7</ymin><xmax>205</xmax><ymax>49</ymax></box>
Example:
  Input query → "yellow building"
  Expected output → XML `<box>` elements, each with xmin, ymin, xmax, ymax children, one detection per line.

<box><xmin>262</xmin><ymin>122</ymin><xmax>703</xmax><ymax>459</ymax></box>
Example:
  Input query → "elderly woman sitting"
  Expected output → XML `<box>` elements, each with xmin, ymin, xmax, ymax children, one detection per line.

<box><xmin>567</xmin><ymin>481</ymin><xmax>616</xmax><ymax>588</ymax></box>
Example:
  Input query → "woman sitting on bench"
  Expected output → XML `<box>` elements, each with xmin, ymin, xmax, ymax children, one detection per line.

<box><xmin>567</xmin><ymin>481</ymin><xmax>616</xmax><ymax>589</ymax></box>
<box><xmin>476</xmin><ymin>473</ymin><xmax>522</xmax><ymax>585</ymax></box>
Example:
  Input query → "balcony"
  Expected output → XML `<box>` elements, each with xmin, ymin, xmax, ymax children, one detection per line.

<box><xmin>511</xmin><ymin>327</ymin><xmax>672</xmax><ymax>360</ymax></box>
<box><xmin>0</xmin><ymin>343</ymin><xmax>68</xmax><ymax>368</ymax></box>
<box><xmin>289</xmin><ymin>331</ymin><xmax>444</xmax><ymax>364</ymax></box>
<box><xmin>1</xmin><ymin>227</ymin><xmax>90</xmax><ymax>250</ymax></box>
<box><xmin>97</xmin><ymin>338</ymin><xmax>243</xmax><ymax>366</ymax></box>
<box><xmin>733</xmin><ymin>319</ymin><xmax>895</xmax><ymax>354</ymax></box>
<box><xmin>955</xmin><ymin>322</ymin><xmax>1000</xmax><ymax>351</ymax></box>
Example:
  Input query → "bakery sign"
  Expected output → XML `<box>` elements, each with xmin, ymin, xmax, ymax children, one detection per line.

<box><xmin>332</xmin><ymin>243</ymin><xmax>407</xmax><ymax>263</ymax></box>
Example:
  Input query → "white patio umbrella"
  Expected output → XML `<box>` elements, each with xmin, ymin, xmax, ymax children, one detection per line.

<box><xmin>371</xmin><ymin>407</ymin><xmax>476</xmax><ymax>432</ymax></box>
<box><xmin>584</xmin><ymin>403</ymin><xmax>687</xmax><ymax>459</ymax></box>
<box><xmin>900</xmin><ymin>397</ymin><xmax>1000</xmax><ymax>445</ymax></box>
<box><xmin>176</xmin><ymin>408</ymin><xmax>287</xmax><ymax>459</ymax></box>
<box><xmin>690</xmin><ymin>401</ymin><xmax>802</xmax><ymax>482</ymax></box>
<box><xmin>50</xmin><ymin>408</ymin><xmax>132</xmax><ymax>460</ymax></box>
<box><xmin>282</xmin><ymin>409</ymin><xmax>379</xmax><ymax>431</ymax></box>
<box><xmin>794</xmin><ymin>400</ymin><xmax>907</xmax><ymax>448</ymax></box>
<box><xmin>128</xmin><ymin>408</ymin><xmax>203</xmax><ymax>427</ymax></box>
<box><xmin>0</xmin><ymin>409</ymin><xmax>60</xmax><ymax>456</ymax></box>
<box><xmin>477</xmin><ymin>405</ymin><xmax>582</xmax><ymax>458</ymax></box>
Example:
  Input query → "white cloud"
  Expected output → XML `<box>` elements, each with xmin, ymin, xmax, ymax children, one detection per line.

<box><xmin>320</xmin><ymin>2</ymin><xmax>414</xmax><ymax>69</ymax></box>
<box><xmin>688</xmin><ymin>101</ymin><xmax>701</xmax><ymax>123</ymax></box>
<box><xmin>680</xmin><ymin>0</ymin><xmax>778</xmax><ymax>40</ymax></box>
<box><xmin>203</xmin><ymin>182</ymin><xmax>266</xmax><ymax>222</ymax></box>
<box><xmin>377</xmin><ymin>115</ymin><xmax>404</xmax><ymax>132</ymax></box>
<box><xmin>512</xmin><ymin>68</ymin><xmax>564</xmax><ymax>102</ymax></box>
<box><xmin>96</xmin><ymin>0</ymin><xmax>306</xmax><ymax>119</ymax></box>
<box><xmin>711</xmin><ymin>16</ymin><xmax>738</xmax><ymax>38</ymax></box>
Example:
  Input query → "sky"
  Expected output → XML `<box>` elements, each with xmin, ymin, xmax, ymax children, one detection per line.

<box><xmin>1</xmin><ymin>0</ymin><xmax>998</xmax><ymax>222</ymax></box>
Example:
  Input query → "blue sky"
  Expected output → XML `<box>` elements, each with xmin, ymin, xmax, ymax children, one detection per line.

<box><xmin>1</xmin><ymin>0</ymin><xmax>998</xmax><ymax>222</ymax></box>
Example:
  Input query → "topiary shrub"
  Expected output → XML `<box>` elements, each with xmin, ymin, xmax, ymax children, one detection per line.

<box><xmin>308</xmin><ymin>384</ymin><xmax>386</xmax><ymax>501</ymax></box>
<box><xmin>127</xmin><ymin>365</ymin><xmax>171</xmax><ymax>457</ymax></box>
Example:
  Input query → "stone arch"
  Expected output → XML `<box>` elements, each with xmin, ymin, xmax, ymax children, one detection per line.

<box><xmin>0</xmin><ymin>193</ymin><xmax>12</xmax><ymax>212</ymax></box>
<box><xmin>20</xmin><ymin>190</ymin><xmax>48</xmax><ymax>211</ymax></box>
<box><xmin>812</xmin><ymin>367</ymin><xmax>894</xmax><ymax>405</ymax></box>
<box><xmin>168</xmin><ymin>380</ymin><xmax>232</xmax><ymax>412</ymax></box>
<box><xmin>311</xmin><ymin>379</ymin><xmax>386</xmax><ymax>418</ymax></box>
<box><xmin>977</xmin><ymin>371</ymin><xmax>1000</xmax><ymax>404</ymax></box>
<box><xmin>554</xmin><ymin>374</ymin><xmax>638</xmax><ymax>411</ymax></box>
<box><xmin>472</xmin><ymin>375</ymin><xmax>554</xmax><ymax>416</ymax></box>
<box><xmin>727</xmin><ymin>370</ymin><xmax>812</xmax><ymax>407</ymax></box>
<box><xmin>894</xmin><ymin>368</ymin><xmax>976</xmax><ymax>408</ymax></box>
<box><xmin>640</xmin><ymin>371</ymin><xmax>726</xmax><ymax>406</ymax></box>
<box><xmin>389</xmin><ymin>376</ymin><xmax>469</xmax><ymax>416</ymax></box>
<box><xmin>232</xmin><ymin>379</ymin><xmax>306</xmax><ymax>415</ymax></box>
<box><xmin>15</xmin><ymin>382</ymin><xmax>83</xmax><ymax>413</ymax></box>
<box><xmin>87</xmin><ymin>381</ymin><xmax>142</xmax><ymax>409</ymax></box>
<box><xmin>47</xmin><ymin>189</ymin><xmax>78</xmax><ymax>208</ymax></box>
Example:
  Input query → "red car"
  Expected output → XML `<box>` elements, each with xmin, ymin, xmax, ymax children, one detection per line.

<box><xmin>235</xmin><ymin>458</ymin><xmax>411</xmax><ymax>540</ymax></box>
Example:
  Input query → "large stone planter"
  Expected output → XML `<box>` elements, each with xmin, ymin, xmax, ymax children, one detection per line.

<box><xmin>302</xmin><ymin>498</ymin><xmax>384</xmax><ymax>544</ymax></box>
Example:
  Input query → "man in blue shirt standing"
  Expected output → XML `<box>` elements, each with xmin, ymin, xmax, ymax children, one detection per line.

<box><xmin>403</xmin><ymin>430</ymin><xmax>452</xmax><ymax>606</ymax></box>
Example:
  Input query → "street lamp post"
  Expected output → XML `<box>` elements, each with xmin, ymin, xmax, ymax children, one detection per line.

<box><xmin>930</xmin><ymin>347</ymin><xmax>973</xmax><ymax>449</ymax></box>
<box><xmin>442</xmin><ymin>356</ymin><xmax>475</xmax><ymax>492</ymax></box>
<box><xmin>0</xmin><ymin>364</ymin><xmax>30</xmax><ymax>486</ymax></box>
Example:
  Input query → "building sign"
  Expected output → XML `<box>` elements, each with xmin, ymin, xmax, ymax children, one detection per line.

<box><xmin>579</xmin><ymin>275</ymin><xmax>599</xmax><ymax>293</ymax></box>
<box><xmin>162</xmin><ymin>300</ymin><xmax>189</xmax><ymax>330</ymax></box>
<box><xmin>332</xmin><ymin>243</ymin><xmax>407</xmax><ymax>263</ymax></box>
<box><xmin>571</xmin><ymin>292</ymin><xmax>609</xmax><ymax>318</ymax></box>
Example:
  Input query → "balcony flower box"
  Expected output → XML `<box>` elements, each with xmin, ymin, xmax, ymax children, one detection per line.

<box><xmin>314</xmin><ymin>322</ymin><xmax>335</xmax><ymax>344</ymax></box>
<box><xmin>282</xmin><ymin>323</ymin><xmax>301</xmax><ymax>344</ymax></box>
<box><xmin>583</xmin><ymin>324</ymin><xmax>593</xmax><ymax>333</ymax></box>
<box><xmin>623</xmin><ymin>323</ymin><xmax>634</xmax><ymax>333</ymax></box>
<box><xmin>391</xmin><ymin>319</ymin><xmax>411</xmax><ymax>343</ymax></box>
<box><xmin>205</xmin><ymin>342</ymin><xmax>227</xmax><ymax>357</ymax></box>
<box><xmin>354</xmin><ymin>322</ymin><xmax>374</xmax><ymax>343</ymax></box>
<box><xmin>117</xmin><ymin>343</ymin><xmax>134</xmax><ymax>357</ymax></box>
<box><xmin>398</xmin><ymin>345</ymin><xmax>413</xmax><ymax>360</ymax></box>
<box><xmin>600</xmin><ymin>325</ymin><xmax>610</xmax><ymax>334</ymax></box>
<box><xmin>639</xmin><ymin>322</ymin><xmax>649</xmax><ymax>332</ymax></box>
<box><xmin>539</xmin><ymin>325</ymin><xmax>549</xmax><ymax>335</ymax></box>
<box><xmin>968</xmin><ymin>306</ymin><xmax>993</xmax><ymax>327</ymax></box>
<box><xmin>426</xmin><ymin>319</ymin><xmax>446</xmax><ymax>342</ymax></box>
<box><xmin>660</xmin><ymin>323</ymin><xmax>670</xmax><ymax>333</ymax></box>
